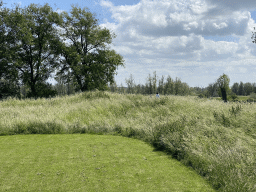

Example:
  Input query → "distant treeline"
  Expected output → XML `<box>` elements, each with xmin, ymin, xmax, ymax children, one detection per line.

<box><xmin>1</xmin><ymin>71</ymin><xmax>256</xmax><ymax>99</ymax></box>
<box><xmin>109</xmin><ymin>72</ymin><xmax>191</xmax><ymax>96</ymax></box>
<box><xmin>198</xmin><ymin>81</ymin><xmax>256</xmax><ymax>98</ymax></box>
<box><xmin>109</xmin><ymin>72</ymin><xmax>256</xmax><ymax>99</ymax></box>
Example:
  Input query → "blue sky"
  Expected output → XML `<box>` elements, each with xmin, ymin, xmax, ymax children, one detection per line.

<box><xmin>4</xmin><ymin>0</ymin><xmax>256</xmax><ymax>88</ymax></box>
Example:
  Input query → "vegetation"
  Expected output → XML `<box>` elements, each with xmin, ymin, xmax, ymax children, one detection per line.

<box><xmin>0</xmin><ymin>3</ymin><xmax>124</xmax><ymax>98</ymax></box>
<box><xmin>110</xmin><ymin>71</ymin><xmax>191</xmax><ymax>96</ymax></box>
<box><xmin>216</xmin><ymin>74</ymin><xmax>230</xmax><ymax>102</ymax></box>
<box><xmin>0</xmin><ymin>134</ymin><xmax>214</xmax><ymax>191</ymax></box>
<box><xmin>0</xmin><ymin>91</ymin><xmax>255</xmax><ymax>191</ymax></box>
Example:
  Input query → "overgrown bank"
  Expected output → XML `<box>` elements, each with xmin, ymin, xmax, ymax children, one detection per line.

<box><xmin>0</xmin><ymin>91</ymin><xmax>255</xmax><ymax>191</ymax></box>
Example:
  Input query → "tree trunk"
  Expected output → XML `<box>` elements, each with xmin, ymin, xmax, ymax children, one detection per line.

<box><xmin>221</xmin><ymin>88</ymin><xmax>227</xmax><ymax>102</ymax></box>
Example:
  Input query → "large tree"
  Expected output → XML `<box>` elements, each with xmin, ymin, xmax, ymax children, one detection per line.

<box><xmin>3</xmin><ymin>3</ymin><xmax>61</xmax><ymax>97</ymax></box>
<box><xmin>0</xmin><ymin>2</ymin><xmax>21</xmax><ymax>98</ymax></box>
<box><xmin>58</xmin><ymin>6</ymin><xmax>124</xmax><ymax>91</ymax></box>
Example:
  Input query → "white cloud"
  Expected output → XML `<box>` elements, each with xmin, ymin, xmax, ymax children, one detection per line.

<box><xmin>100</xmin><ymin>0</ymin><xmax>256</xmax><ymax>87</ymax></box>
<box><xmin>100</xmin><ymin>0</ymin><xmax>113</xmax><ymax>8</ymax></box>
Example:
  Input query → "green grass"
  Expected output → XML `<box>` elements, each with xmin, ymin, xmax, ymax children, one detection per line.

<box><xmin>0</xmin><ymin>134</ymin><xmax>214</xmax><ymax>192</ymax></box>
<box><xmin>0</xmin><ymin>91</ymin><xmax>255</xmax><ymax>191</ymax></box>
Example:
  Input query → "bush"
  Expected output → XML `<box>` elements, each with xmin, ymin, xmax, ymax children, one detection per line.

<box><xmin>0</xmin><ymin>79</ymin><xmax>20</xmax><ymax>99</ymax></box>
<box><xmin>198</xmin><ymin>93</ymin><xmax>204</xmax><ymax>98</ymax></box>
<box><xmin>229</xmin><ymin>92</ymin><xmax>238</xmax><ymax>101</ymax></box>
<box><xmin>247</xmin><ymin>92</ymin><xmax>256</xmax><ymax>102</ymax></box>
<box><xmin>27</xmin><ymin>82</ymin><xmax>57</xmax><ymax>98</ymax></box>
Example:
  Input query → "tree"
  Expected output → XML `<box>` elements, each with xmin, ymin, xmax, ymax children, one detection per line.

<box><xmin>216</xmin><ymin>74</ymin><xmax>230</xmax><ymax>102</ymax></box>
<box><xmin>231</xmin><ymin>82</ymin><xmax>239</xmax><ymax>95</ymax></box>
<box><xmin>3</xmin><ymin>4</ymin><xmax>61</xmax><ymax>98</ymax></box>
<box><xmin>125</xmin><ymin>74</ymin><xmax>135</xmax><ymax>94</ymax></box>
<box><xmin>252</xmin><ymin>83</ymin><xmax>256</xmax><ymax>93</ymax></box>
<box><xmin>164</xmin><ymin>75</ymin><xmax>174</xmax><ymax>95</ymax></box>
<box><xmin>59</xmin><ymin>6</ymin><xmax>124</xmax><ymax>92</ymax></box>
<box><xmin>0</xmin><ymin>79</ymin><xmax>20</xmax><ymax>99</ymax></box>
<box><xmin>109</xmin><ymin>80</ymin><xmax>118</xmax><ymax>93</ymax></box>
<box><xmin>157</xmin><ymin>75</ymin><xmax>164</xmax><ymax>95</ymax></box>
<box><xmin>207</xmin><ymin>83</ymin><xmax>219</xmax><ymax>97</ymax></box>
<box><xmin>0</xmin><ymin>3</ymin><xmax>21</xmax><ymax>98</ymax></box>
<box><xmin>244</xmin><ymin>82</ymin><xmax>253</xmax><ymax>96</ymax></box>
<box><xmin>174</xmin><ymin>77</ymin><xmax>182</xmax><ymax>95</ymax></box>
<box><xmin>152</xmin><ymin>71</ymin><xmax>157</xmax><ymax>94</ymax></box>
<box><xmin>238</xmin><ymin>82</ymin><xmax>245</xmax><ymax>95</ymax></box>
<box><xmin>54</xmin><ymin>71</ymin><xmax>76</xmax><ymax>96</ymax></box>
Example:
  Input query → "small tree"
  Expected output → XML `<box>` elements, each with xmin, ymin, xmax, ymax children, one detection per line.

<box><xmin>125</xmin><ymin>74</ymin><xmax>135</xmax><ymax>94</ymax></box>
<box><xmin>109</xmin><ymin>80</ymin><xmax>118</xmax><ymax>93</ymax></box>
<box><xmin>238</xmin><ymin>82</ymin><xmax>245</xmax><ymax>95</ymax></box>
<box><xmin>164</xmin><ymin>76</ymin><xmax>174</xmax><ymax>95</ymax></box>
<box><xmin>157</xmin><ymin>75</ymin><xmax>165</xmax><ymax>95</ymax></box>
<box><xmin>216</xmin><ymin>74</ymin><xmax>230</xmax><ymax>102</ymax></box>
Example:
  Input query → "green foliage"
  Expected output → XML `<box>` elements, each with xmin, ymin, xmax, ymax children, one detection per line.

<box><xmin>247</xmin><ymin>92</ymin><xmax>256</xmax><ymax>102</ymax></box>
<box><xmin>1</xmin><ymin>3</ymin><xmax>124</xmax><ymax>98</ymax></box>
<box><xmin>26</xmin><ymin>82</ymin><xmax>57</xmax><ymax>98</ymax></box>
<box><xmin>1</xmin><ymin>3</ymin><xmax>61</xmax><ymax>98</ymax></box>
<box><xmin>198</xmin><ymin>93</ymin><xmax>205</xmax><ymax>98</ymax></box>
<box><xmin>125</xmin><ymin>74</ymin><xmax>135</xmax><ymax>94</ymax></box>
<box><xmin>216</xmin><ymin>74</ymin><xmax>230</xmax><ymax>90</ymax></box>
<box><xmin>0</xmin><ymin>79</ymin><xmax>20</xmax><ymax>99</ymax></box>
<box><xmin>216</xmin><ymin>74</ymin><xmax>230</xmax><ymax>102</ymax></box>
<box><xmin>229</xmin><ymin>105</ymin><xmax>242</xmax><ymax>117</ymax></box>
<box><xmin>229</xmin><ymin>92</ymin><xmax>238</xmax><ymax>101</ymax></box>
<box><xmin>117</xmin><ymin>71</ymin><xmax>191</xmax><ymax>95</ymax></box>
<box><xmin>59</xmin><ymin>5</ymin><xmax>124</xmax><ymax>92</ymax></box>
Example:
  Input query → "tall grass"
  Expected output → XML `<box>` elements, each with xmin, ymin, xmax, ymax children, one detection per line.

<box><xmin>0</xmin><ymin>91</ymin><xmax>255</xmax><ymax>191</ymax></box>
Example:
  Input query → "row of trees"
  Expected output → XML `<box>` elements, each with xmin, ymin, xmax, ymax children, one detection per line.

<box><xmin>109</xmin><ymin>72</ymin><xmax>191</xmax><ymax>96</ymax></box>
<box><xmin>231</xmin><ymin>82</ymin><xmax>256</xmax><ymax>96</ymax></box>
<box><xmin>203</xmin><ymin>80</ymin><xmax>256</xmax><ymax>98</ymax></box>
<box><xmin>0</xmin><ymin>2</ymin><xmax>124</xmax><ymax>99</ymax></box>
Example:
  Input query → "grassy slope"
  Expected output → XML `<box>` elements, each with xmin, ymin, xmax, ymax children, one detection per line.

<box><xmin>0</xmin><ymin>134</ymin><xmax>214</xmax><ymax>192</ymax></box>
<box><xmin>0</xmin><ymin>91</ymin><xmax>255</xmax><ymax>191</ymax></box>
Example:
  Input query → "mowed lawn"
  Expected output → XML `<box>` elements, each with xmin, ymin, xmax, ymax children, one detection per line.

<box><xmin>0</xmin><ymin>134</ymin><xmax>215</xmax><ymax>192</ymax></box>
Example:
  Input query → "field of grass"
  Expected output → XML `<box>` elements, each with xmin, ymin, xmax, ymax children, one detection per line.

<box><xmin>0</xmin><ymin>91</ymin><xmax>255</xmax><ymax>191</ymax></box>
<box><xmin>0</xmin><ymin>134</ymin><xmax>214</xmax><ymax>191</ymax></box>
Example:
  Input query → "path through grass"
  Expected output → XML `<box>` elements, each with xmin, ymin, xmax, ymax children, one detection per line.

<box><xmin>0</xmin><ymin>134</ymin><xmax>215</xmax><ymax>192</ymax></box>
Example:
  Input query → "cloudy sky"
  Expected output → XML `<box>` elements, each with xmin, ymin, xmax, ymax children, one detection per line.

<box><xmin>4</xmin><ymin>0</ymin><xmax>256</xmax><ymax>87</ymax></box>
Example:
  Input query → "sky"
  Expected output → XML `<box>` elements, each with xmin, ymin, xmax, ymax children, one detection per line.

<box><xmin>4</xmin><ymin>0</ymin><xmax>256</xmax><ymax>88</ymax></box>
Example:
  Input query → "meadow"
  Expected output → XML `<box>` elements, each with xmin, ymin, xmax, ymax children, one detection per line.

<box><xmin>0</xmin><ymin>91</ymin><xmax>255</xmax><ymax>191</ymax></box>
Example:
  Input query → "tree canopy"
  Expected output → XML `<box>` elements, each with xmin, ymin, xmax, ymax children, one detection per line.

<box><xmin>216</xmin><ymin>74</ymin><xmax>230</xmax><ymax>102</ymax></box>
<box><xmin>57</xmin><ymin>6</ymin><xmax>124</xmax><ymax>92</ymax></box>
<box><xmin>0</xmin><ymin>3</ymin><xmax>124</xmax><ymax>98</ymax></box>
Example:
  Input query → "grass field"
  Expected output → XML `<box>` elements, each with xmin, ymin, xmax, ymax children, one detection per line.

<box><xmin>0</xmin><ymin>134</ymin><xmax>214</xmax><ymax>191</ymax></box>
<box><xmin>0</xmin><ymin>91</ymin><xmax>255</xmax><ymax>191</ymax></box>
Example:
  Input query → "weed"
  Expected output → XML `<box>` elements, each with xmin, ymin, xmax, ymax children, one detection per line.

<box><xmin>229</xmin><ymin>105</ymin><xmax>242</xmax><ymax>117</ymax></box>
<box><xmin>213</xmin><ymin>111</ymin><xmax>231</xmax><ymax>127</ymax></box>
